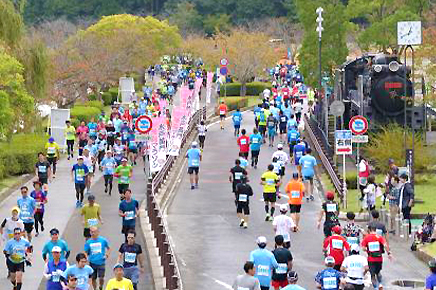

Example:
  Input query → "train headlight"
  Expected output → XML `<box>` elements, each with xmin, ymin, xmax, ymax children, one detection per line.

<box><xmin>373</xmin><ymin>65</ymin><xmax>383</xmax><ymax>73</ymax></box>
<box><xmin>388</xmin><ymin>61</ymin><xmax>400</xmax><ymax>72</ymax></box>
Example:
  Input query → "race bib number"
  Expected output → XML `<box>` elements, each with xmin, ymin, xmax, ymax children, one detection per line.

<box><xmin>347</xmin><ymin>237</ymin><xmax>358</xmax><ymax>245</ymax></box>
<box><xmin>238</xmin><ymin>194</ymin><xmax>248</xmax><ymax>202</ymax></box>
<box><xmin>88</xmin><ymin>218</ymin><xmax>98</xmax><ymax>227</ymax></box>
<box><xmin>237</xmin><ymin>288</ymin><xmax>249</xmax><ymax>290</ymax></box>
<box><xmin>326</xmin><ymin>203</ymin><xmax>337</xmax><ymax>212</ymax></box>
<box><xmin>276</xmin><ymin>263</ymin><xmax>288</xmax><ymax>274</ymax></box>
<box><xmin>191</xmin><ymin>159</ymin><xmax>199</xmax><ymax>166</ymax></box>
<box><xmin>376</xmin><ymin>229</ymin><xmax>383</xmax><ymax>236</ymax></box>
<box><xmin>266</xmin><ymin>179</ymin><xmax>275</xmax><ymax>186</ymax></box>
<box><xmin>281</xmin><ymin>117</ymin><xmax>287</xmax><ymax>122</ymax></box>
<box><xmin>323</xmin><ymin>277</ymin><xmax>337</xmax><ymax>289</ymax></box>
<box><xmin>359</xmin><ymin>177</ymin><xmax>368</xmax><ymax>186</ymax></box>
<box><xmin>125</xmin><ymin>211</ymin><xmax>135</xmax><ymax>220</ymax></box>
<box><xmin>282</xmin><ymin>233</ymin><xmax>290</xmax><ymax>241</ymax></box>
<box><xmin>90</xmin><ymin>242</ymin><xmax>102</xmax><ymax>254</ymax></box>
<box><xmin>77</xmin><ymin>276</ymin><xmax>85</xmax><ymax>286</ymax></box>
<box><xmin>240</xmin><ymin>139</ymin><xmax>247</xmax><ymax>145</ymax></box>
<box><xmin>38</xmin><ymin>165</ymin><xmax>47</xmax><ymax>173</ymax></box>
<box><xmin>235</xmin><ymin>172</ymin><xmax>243</xmax><ymax>180</ymax></box>
<box><xmin>257</xmin><ymin>265</ymin><xmax>269</xmax><ymax>276</ymax></box>
<box><xmin>368</xmin><ymin>241</ymin><xmax>380</xmax><ymax>252</ymax></box>
<box><xmin>291</xmin><ymin>191</ymin><xmax>300</xmax><ymax>198</ymax></box>
<box><xmin>47</xmin><ymin>147</ymin><xmax>56</xmax><ymax>154</ymax></box>
<box><xmin>332</xmin><ymin>239</ymin><xmax>343</xmax><ymax>249</ymax></box>
<box><xmin>252</xmin><ymin>139</ymin><xmax>259</xmax><ymax>144</ymax></box>
<box><xmin>51</xmin><ymin>272</ymin><xmax>60</xmax><ymax>282</ymax></box>
<box><xmin>234</xmin><ymin>116</ymin><xmax>240</xmax><ymax>121</ymax></box>
<box><xmin>125</xmin><ymin>252</ymin><xmax>137</xmax><ymax>263</ymax></box>
<box><xmin>220</xmin><ymin>110</ymin><xmax>225</xmax><ymax>115</ymax></box>
<box><xmin>36</xmin><ymin>202</ymin><xmax>42</xmax><ymax>209</ymax></box>
<box><xmin>121</xmin><ymin>176</ymin><xmax>129</xmax><ymax>183</ymax></box>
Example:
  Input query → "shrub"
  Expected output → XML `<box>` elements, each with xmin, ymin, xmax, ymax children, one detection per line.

<box><xmin>219</xmin><ymin>82</ymin><xmax>271</xmax><ymax>97</ymax></box>
<box><xmin>75</xmin><ymin>100</ymin><xmax>104</xmax><ymax>111</ymax></box>
<box><xmin>0</xmin><ymin>134</ymin><xmax>47</xmax><ymax>179</ymax></box>
<box><xmin>219</xmin><ymin>97</ymin><xmax>249</xmax><ymax>110</ymax></box>
<box><xmin>102</xmin><ymin>88</ymin><xmax>119</xmax><ymax>106</ymax></box>
<box><xmin>70</xmin><ymin>106</ymin><xmax>101</xmax><ymax>123</ymax></box>
<box><xmin>345</xmin><ymin>172</ymin><xmax>358</xmax><ymax>190</ymax></box>
<box><xmin>88</xmin><ymin>94</ymin><xmax>97</xmax><ymax>101</ymax></box>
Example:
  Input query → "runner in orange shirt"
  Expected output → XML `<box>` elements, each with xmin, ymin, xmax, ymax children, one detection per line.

<box><xmin>218</xmin><ymin>101</ymin><xmax>228</xmax><ymax>130</ymax></box>
<box><xmin>285</xmin><ymin>172</ymin><xmax>305</xmax><ymax>230</ymax></box>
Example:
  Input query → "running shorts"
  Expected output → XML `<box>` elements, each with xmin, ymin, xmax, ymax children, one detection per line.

<box><xmin>7</xmin><ymin>260</ymin><xmax>25</xmax><ymax>273</ymax></box>
<box><xmin>289</xmin><ymin>204</ymin><xmax>302</xmax><ymax>213</ymax></box>
<box><xmin>24</xmin><ymin>222</ymin><xmax>34</xmax><ymax>234</ymax></box>
<box><xmin>251</xmin><ymin>150</ymin><xmax>260</xmax><ymax>158</ymax></box>
<box><xmin>236</xmin><ymin>202</ymin><xmax>250</xmax><ymax>215</ymax></box>
<box><xmin>263</xmin><ymin>192</ymin><xmax>277</xmax><ymax>203</ymax></box>
<box><xmin>90</xmin><ymin>263</ymin><xmax>106</xmax><ymax>279</ymax></box>
<box><xmin>188</xmin><ymin>167</ymin><xmax>199</xmax><ymax>174</ymax></box>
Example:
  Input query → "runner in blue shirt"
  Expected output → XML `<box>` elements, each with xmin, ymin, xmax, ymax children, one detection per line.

<box><xmin>281</xmin><ymin>271</ymin><xmax>306</xmax><ymax>290</ymax></box>
<box><xmin>127</xmin><ymin>132</ymin><xmax>138</xmax><ymax>166</ymax></box>
<box><xmin>299</xmin><ymin>148</ymin><xmax>317</xmax><ymax>201</ymax></box>
<box><xmin>62</xmin><ymin>253</ymin><xmax>94</xmax><ymax>290</ymax></box>
<box><xmin>84</xmin><ymin>228</ymin><xmax>111</xmax><ymax>290</ymax></box>
<box><xmin>287</xmin><ymin>128</ymin><xmax>300</xmax><ymax>156</ymax></box>
<box><xmin>249</xmin><ymin>236</ymin><xmax>279</xmax><ymax>289</ymax></box>
<box><xmin>120</xmin><ymin>122</ymin><xmax>131</xmax><ymax>145</ymax></box>
<box><xmin>118</xmin><ymin>189</ymin><xmax>139</xmax><ymax>241</ymax></box>
<box><xmin>278</xmin><ymin>111</ymin><xmax>288</xmax><ymax>142</ymax></box>
<box><xmin>293</xmin><ymin>140</ymin><xmax>306</xmax><ymax>175</ymax></box>
<box><xmin>232</xmin><ymin>109</ymin><xmax>243</xmax><ymax>137</ymax></box>
<box><xmin>287</xmin><ymin>115</ymin><xmax>298</xmax><ymax>131</ymax></box>
<box><xmin>315</xmin><ymin>256</ymin><xmax>344</xmax><ymax>290</ymax></box>
<box><xmin>42</xmin><ymin>228</ymin><xmax>70</xmax><ymax>262</ymax></box>
<box><xmin>254</xmin><ymin>104</ymin><xmax>262</xmax><ymax>129</ymax></box>
<box><xmin>426</xmin><ymin>260</ymin><xmax>436</xmax><ymax>290</ymax></box>
<box><xmin>71</xmin><ymin>157</ymin><xmax>89</xmax><ymax>208</ymax></box>
<box><xmin>17</xmin><ymin>186</ymin><xmax>36</xmax><ymax>242</ymax></box>
<box><xmin>238</xmin><ymin>152</ymin><xmax>249</xmax><ymax>169</ymax></box>
<box><xmin>3</xmin><ymin>227</ymin><xmax>32</xmax><ymax>290</ymax></box>
<box><xmin>101</xmin><ymin>151</ymin><xmax>116</xmax><ymax>196</ymax></box>
<box><xmin>186</xmin><ymin>142</ymin><xmax>202</xmax><ymax>190</ymax></box>
<box><xmin>249</xmin><ymin>128</ymin><xmax>262</xmax><ymax>169</ymax></box>
<box><xmin>87</xmin><ymin>118</ymin><xmax>98</xmax><ymax>141</ymax></box>
<box><xmin>282</xmin><ymin>103</ymin><xmax>293</xmax><ymax>120</ymax></box>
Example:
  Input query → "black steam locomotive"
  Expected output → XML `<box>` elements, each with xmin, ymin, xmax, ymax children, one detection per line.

<box><xmin>334</xmin><ymin>53</ymin><xmax>414</xmax><ymax>127</ymax></box>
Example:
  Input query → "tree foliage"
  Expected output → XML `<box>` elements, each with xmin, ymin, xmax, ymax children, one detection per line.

<box><xmin>0</xmin><ymin>0</ymin><xmax>24</xmax><ymax>46</ymax></box>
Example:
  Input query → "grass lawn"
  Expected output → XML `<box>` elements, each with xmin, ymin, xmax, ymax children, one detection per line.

<box><xmin>422</xmin><ymin>242</ymin><xmax>436</xmax><ymax>257</ymax></box>
<box><xmin>0</xmin><ymin>175</ymin><xmax>25</xmax><ymax>193</ymax></box>
<box><xmin>219</xmin><ymin>95</ymin><xmax>262</xmax><ymax>108</ymax></box>
<box><xmin>320</xmin><ymin>173</ymin><xmax>436</xmax><ymax>214</ymax></box>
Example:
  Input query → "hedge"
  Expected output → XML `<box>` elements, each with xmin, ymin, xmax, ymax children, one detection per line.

<box><xmin>219</xmin><ymin>82</ymin><xmax>271</xmax><ymax>97</ymax></box>
<box><xmin>70</xmin><ymin>106</ymin><xmax>101</xmax><ymax>128</ymax></box>
<box><xmin>102</xmin><ymin>88</ymin><xmax>118</xmax><ymax>106</ymax></box>
<box><xmin>0</xmin><ymin>134</ymin><xmax>47</xmax><ymax>179</ymax></box>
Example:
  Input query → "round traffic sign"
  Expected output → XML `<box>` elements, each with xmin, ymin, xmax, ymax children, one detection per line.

<box><xmin>329</xmin><ymin>100</ymin><xmax>345</xmax><ymax>117</ymax></box>
<box><xmin>349</xmin><ymin>115</ymin><xmax>368</xmax><ymax>135</ymax></box>
<box><xmin>135</xmin><ymin>115</ymin><xmax>153</xmax><ymax>134</ymax></box>
<box><xmin>220</xmin><ymin>66</ymin><xmax>228</xmax><ymax>75</ymax></box>
<box><xmin>220</xmin><ymin>58</ymin><xmax>229</xmax><ymax>66</ymax></box>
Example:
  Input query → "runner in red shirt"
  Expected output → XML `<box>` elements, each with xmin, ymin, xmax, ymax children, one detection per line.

<box><xmin>323</xmin><ymin>225</ymin><xmax>350</xmax><ymax>271</ymax></box>
<box><xmin>236</xmin><ymin>129</ymin><xmax>250</xmax><ymax>158</ymax></box>
<box><xmin>218</xmin><ymin>101</ymin><xmax>228</xmax><ymax>130</ymax></box>
<box><xmin>282</xmin><ymin>86</ymin><xmax>290</xmax><ymax>104</ymax></box>
<box><xmin>361</xmin><ymin>225</ymin><xmax>391</xmax><ymax>290</ymax></box>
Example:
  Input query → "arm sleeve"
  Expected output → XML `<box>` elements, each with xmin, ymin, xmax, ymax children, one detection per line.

<box><xmin>1</xmin><ymin>218</ymin><xmax>6</xmax><ymax>228</ymax></box>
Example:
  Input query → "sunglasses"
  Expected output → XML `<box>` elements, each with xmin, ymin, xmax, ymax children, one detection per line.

<box><xmin>69</xmin><ymin>278</ymin><xmax>78</xmax><ymax>281</ymax></box>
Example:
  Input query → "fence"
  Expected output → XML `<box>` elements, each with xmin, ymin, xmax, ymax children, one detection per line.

<box><xmin>146</xmin><ymin>106</ymin><xmax>206</xmax><ymax>290</ymax></box>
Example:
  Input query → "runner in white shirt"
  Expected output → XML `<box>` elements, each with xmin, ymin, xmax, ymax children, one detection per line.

<box><xmin>341</xmin><ymin>244</ymin><xmax>369</xmax><ymax>290</ymax></box>
<box><xmin>197</xmin><ymin>120</ymin><xmax>207</xmax><ymax>149</ymax></box>
<box><xmin>272</xmin><ymin>204</ymin><xmax>296</xmax><ymax>249</ymax></box>
<box><xmin>1</xmin><ymin>207</ymin><xmax>25</xmax><ymax>243</ymax></box>
<box><xmin>272</xmin><ymin>144</ymin><xmax>289</xmax><ymax>178</ymax></box>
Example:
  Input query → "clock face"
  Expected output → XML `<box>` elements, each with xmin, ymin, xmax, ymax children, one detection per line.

<box><xmin>397</xmin><ymin>21</ymin><xmax>422</xmax><ymax>45</ymax></box>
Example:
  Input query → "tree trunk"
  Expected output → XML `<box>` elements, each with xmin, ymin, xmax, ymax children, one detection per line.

<box><xmin>240</xmin><ymin>82</ymin><xmax>247</xmax><ymax>97</ymax></box>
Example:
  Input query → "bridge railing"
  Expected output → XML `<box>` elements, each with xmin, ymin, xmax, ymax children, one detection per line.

<box><xmin>146</xmin><ymin>106</ymin><xmax>205</xmax><ymax>290</ymax></box>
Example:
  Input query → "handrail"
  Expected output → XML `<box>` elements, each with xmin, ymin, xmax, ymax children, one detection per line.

<box><xmin>147</xmin><ymin>106</ymin><xmax>205</xmax><ymax>290</ymax></box>
<box><xmin>305</xmin><ymin>115</ymin><xmax>343</xmax><ymax>196</ymax></box>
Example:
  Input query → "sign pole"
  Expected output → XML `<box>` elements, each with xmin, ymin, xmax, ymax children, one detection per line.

<box><xmin>356</xmin><ymin>142</ymin><xmax>359</xmax><ymax>195</ymax></box>
<box><xmin>343</xmin><ymin>153</ymin><xmax>347</xmax><ymax>209</ymax></box>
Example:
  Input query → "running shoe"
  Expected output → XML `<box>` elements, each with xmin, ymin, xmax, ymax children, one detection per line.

<box><xmin>243</xmin><ymin>222</ymin><xmax>248</xmax><ymax>228</ymax></box>
<box><xmin>75</xmin><ymin>200</ymin><xmax>80</xmax><ymax>208</ymax></box>
<box><xmin>191</xmin><ymin>185</ymin><xmax>195</xmax><ymax>190</ymax></box>
<box><xmin>239</xmin><ymin>219</ymin><xmax>244</xmax><ymax>227</ymax></box>
<box><xmin>310</xmin><ymin>195</ymin><xmax>315</xmax><ymax>201</ymax></box>
<box><xmin>265</xmin><ymin>214</ymin><xmax>270</xmax><ymax>221</ymax></box>
<box><xmin>195</xmin><ymin>184</ymin><xmax>199</xmax><ymax>189</ymax></box>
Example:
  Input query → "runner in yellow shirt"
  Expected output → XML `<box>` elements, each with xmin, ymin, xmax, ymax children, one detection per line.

<box><xmin>260</xmin><ymin>164</ymin><xmax>281</xmax><ymax>221</ymax></box>
<box><xmin>80</xmin><ymin>195</ymin><xmax>103</xmax><ymax>240</ymax></box>
<box><xmin>105</xmin><ymin>263</ymin><xmax>134</xmax><ymax>290</ymax></box>
<box><xmin>45</xmin><ymin>137</ymin><xmax>61</xmax><ymax>177</ymax></box>
<box><xmin>65</xmin><ymin>120</ymin><xmax>76</xmax><ymax>160</ymax></box>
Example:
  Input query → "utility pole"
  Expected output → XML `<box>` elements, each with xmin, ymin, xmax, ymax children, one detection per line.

<box><xmin>316</xmin><ymin>7</ymin><xmax>326</xmax><ymax>134</ymax></box>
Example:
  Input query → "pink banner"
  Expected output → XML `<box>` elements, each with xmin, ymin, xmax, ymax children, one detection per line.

<box><xmin>159</xmin><ymin>98</ymin><xmax>168</xmax><ymax>114</ymax></box>
<box><xmin>180</xmin><ymin>86</ymin><xmax>192</xmax><ymax>108</ymax></box>
<box><xmin>195</xmin><ymin>78</ymin><xmax>202</xmax><ymax>92</ymax></box>
<box><xmin>207</xmin><ymin>72</ymin><xmax>213</xmax><ymax>86</ymax></box>
<box><xmin>151</xmin><ymin>117</ymin><xmax>164</xmax><ymax>144</ymax></box>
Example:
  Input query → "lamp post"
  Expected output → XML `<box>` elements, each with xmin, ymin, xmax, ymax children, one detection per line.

<box><xmin>316</xmin><ymin>7</ymin><xmax>326</xmax><ymax>134</ymax></box>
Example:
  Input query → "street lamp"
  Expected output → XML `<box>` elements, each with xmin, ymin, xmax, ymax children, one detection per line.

<box><xmin>316</xmin><ymin>7</ymin><xmax>327</xmax><ymax>135</ymax></box>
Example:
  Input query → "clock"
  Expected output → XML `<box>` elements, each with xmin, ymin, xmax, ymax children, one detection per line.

<box><xmin>397</xmin><ymin>21</ymin><xmax>422</xmax><ymax>45</ymax></box>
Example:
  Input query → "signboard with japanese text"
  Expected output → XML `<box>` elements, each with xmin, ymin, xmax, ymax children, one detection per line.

<box><xmin>335</xmin><ymin>130</ymin><xmax>352</xmax><ymax>155</ymax></box>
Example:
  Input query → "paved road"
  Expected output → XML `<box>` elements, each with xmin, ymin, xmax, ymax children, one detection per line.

<box><xmin>167</xmin><ymin>112</ymin><xmax>429</xmax><ymax>289</ymax></box>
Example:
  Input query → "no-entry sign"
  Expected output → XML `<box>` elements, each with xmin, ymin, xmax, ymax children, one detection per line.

<box><xmin>135</xmin><ymin>115</ymin><xmax>153</xmax><ymax>134</ymax></box>
<box><xmin>349</xmin><ymin>115</ymin><xmax>368</xmax><ymax>135</ymax></box>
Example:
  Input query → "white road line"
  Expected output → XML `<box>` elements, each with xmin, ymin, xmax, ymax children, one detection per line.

<box><xmin>201</xmin><ymin>273</ymin><xmax>233</xmax><ymax>289</ymax></box>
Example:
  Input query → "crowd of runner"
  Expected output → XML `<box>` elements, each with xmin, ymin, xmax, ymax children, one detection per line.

<box><xmin>1</xmin><ymin>59</ymin><xmax>209</xmax><ymax>290</ymax></box>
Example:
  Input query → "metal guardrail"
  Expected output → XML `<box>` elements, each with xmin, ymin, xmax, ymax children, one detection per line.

<box><xmin>147</xmin><ymin>106</ymin><xmax>205</xmax><ymax>290</ymax></box>
<box><xmin>305</xmin><ymin>115</ymin><xmax>344</xmax><ymax>196</ymax></box>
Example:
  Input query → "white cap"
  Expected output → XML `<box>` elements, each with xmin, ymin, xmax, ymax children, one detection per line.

<box><xmin>350</xmin><ymin>244</ymin><xmax>360</xmax><ymax>252</ymax></box>
<box><xmin>52</xmin><ymin>246</ymin><xmax>62</xmax><ymax>252</ymax></box>
<box><xmin>256</xmin><ymin>236</ymin><xmax>267</xmax><ymax>245</ymax></box>
<box><xmin>325</xmin><ymin>256</ymin><xmax>335</xmax><ymax>265</ymax></box>
<box><xmin>191</xmin><ymin>141</ymin><xmax>198</xmax><ymax>148</ymax></box>
<box><xmin>107</xmin><ymin>121</ymin><xmax>113</xmax><ymax>125</ymax></box>
<box><xmin>277</xmin><ymin>143</ymin><xmax>283</xmax><ymax>149</ymax></box>
<box><xmin>280</xmin><ymin>204</ymin><xmax>288</xmax><ymax>212</ymax></box>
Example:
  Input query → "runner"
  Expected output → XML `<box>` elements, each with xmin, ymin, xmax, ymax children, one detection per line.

<box><xmin>81</xmin><ymin>195</ymin><xmax>103</xmax><ymax>240</ymax></box>
<box><xmin>1</xmin><ymin>207</ymin><xmax>24</xmax><ymax>245</ymax></box>
<box><xmin>235</xmin><ymin>177</ymin><xmax>253</xmax><ymax>228</ymax></box>
<box><xmin>341</xmin><ymin>244</ymin><xmax>369</xmax><ymax>290</ymax></box>
<box><xmin>367</xmin><ymin>210</ymin><xmax>389</xmax><ymax>246</ymax></box>
<box><xmin>127</xmin><ymin>131</ymin><xmax>138</xmax><ymax>166</ymax></box>
<box><xmin>95</xmin><ymin>133</ymin><xmax>107</xmax><ymax>170</ymax></box>
<box><xmin>323</xmin><ymin>226</ymin><xmax>350</xmax><ymax>271</ymax></box>
<box><xmin>271</xmin><ymin>235</ymin><xmax>293</xmax><ymax>289</ymax></box>
<box><xmin>318</xmin><ymin>191</ymin><xmax>340</xmax><ymax>237</ymax></box>
<box><xmin>62</xmin><ymin>253</ymin><xmax>94</xmax><ymax>290</ymax></box>
<box><xmin>87</xmin><ymin>117</ymin><xmax>98</xmax><ymax>141</ymax></box>
<box><xmin>45</xmin><ymin>137</ymin><xmax>60</xmax><ymax>178</ymax></box>
<box><xmin>285</xmin><ymin>173</ymin><xmax>305</xmax><ymax>229</ymax></box>
<box><xmin>30</xmin><ymin>181</ymin><xmax>48</xmax><ymax>237</ymax></box>
<box><xmin>261</xmin><ymin>164</ymin><xmax>281</xmax><ymax>221</ymax></box>
<box><xmin>315</xmin><ymin>256</ymin><xmax>344</xmax><ymax>290</ymax></box>
<box><xmin>254</xmin><ymin>104</ymin><xmax>262</xmax><ymax>129</ymax></box>
<box><xmin>273</xmin><ymin>204</ymin><xmax>296</xmax><ymax>249</ymax></box>
<box><xmin>249</xmin><ymin>236</ymin><xmax>279</xmax><ymax>290</ymax></box>
<box><xmin>82</xmin><ymin>148</ymin><xmax>95</xmax><ymax>195</ymax></box>
<box><xmin>230</xmin><ymin>159</ymin><xmax>248</xmax><ymax>203</ymax></box>
<box><xmin>43</xmin><ymin>246</ymin><xmax>68</xmax><ymax>290</ymax></box>
<box><xmin>272</xmin><ymin>144</ymin><xmax>289</xmax><ymax>179</ymax></box>
<box><xmin>239</xmin><ymin>152</ymin><xmax>249</xmax><ymax>169</ymax></box>
<box><xmin>287</xmin><ymin>128</ymin><xmax>300</xmax><ymax>158</ymax></box>
<box><xmin>35</xmin><ymin>152</ymin><xmax>52</xmax><ymax>185</ymax></box>
<box><xmin>113</xmin><ymin>138</ymin><xmax>126</xmax><ymax>166</ymax></box>
<box><xmin>106</xmin><ymin>121</ymin><xmax>116</xmax><ymax>150</ymax></box>
<box><xmin>105</xmin><ymin>264</ymin><xmax>134</xmax><ymax>290</ymax></box>
<box><xmin>42</xmin><ymin>228</ymin><xmax>70</xmax><ymax>262</ymax></box>
<box><xmin>65</xmin><ymin>120</ymin><xmax>76</xmax><ymax>160</ymax></box>
<box><xmin>197</xmin><ymin>120</ymin><xmax>207</xmax><ymax>149</ymax></box>
<box><xmin>237</xmin><ymin>129</ymin><xmax>250</xmax><ymax>158</ymax></box>
<box><xmin>117</xmin><ymin>230</ymin><xmax>145</xmax><ymax>290</ymax></box>
<box><xmin>299</xmin><ymin>148</ymin><xmax>317</xmax><ymax>201</ymax></box>
<box><xmin>3</xmin><ymin>227</ymin><xmax>32</xmax><ymax>290</ymax></box>
<box><xmin>361</xmin><ymin>225</ymin><xmax>391</xmax><ymax>290</ymax></box>
<box><xmin>292</xmin><ymin>140</ymin><xmax>306</xmax><ymax>176</ymax></box>
<box><xmin>267</xmin><ymin>113</ymin><xmax>277</xmax><ymax>147</ymax></box>
<box><xmin>118</xmin><ymin>189</ymin><xmax>139</xmax><ymax>241</ymax></box>
<box><xmin>76</xmin><ymin>121</ymin><xmax>89</xmax><ymax>156</ymax></box>
<box><xmin>286</xmin><ymin>114</ymin><xmax>298</xmax><ymax>132</ymax></box>
<box><xmin>232</xmin><ymin>108</ymin><xmax>243</xmax><ymax>137</ymax></box>
<box><xmin>249</xmin><ymin>128</ymin><xmax>262</xmax><ymax>169</ymax></box>
<box><xmin>84</xmin><ymin>227</ymin><xmax>111</xmax><ymax>290</ymax></box>
<box><xmin>186</xmin><ymin>141</ymin><xmax>202</xmax><ymax>190</ymax></box>
<box><xmin>17</xmin><ymin>186</ymin><xmax>36</xmax><ymax>242</ymax></box>
<box><xmin>425</xmin><ymin>259</ymin><xmax>436</xmax><ymax>290</ymax></box>
<box><xmin>101</xmin><ymin>151</ymin><xmax>116</xmax><ymax>196</ymax></box>
<box><xmin>281</xmin><ymin>271</ymin><xmax>305</xmax><ymax>290</ymax></box>
<box><xmin>257</xmin><ymin>108</ymin><xmax>267</xmax><ymax>143</ymax></box>
<box><xmin>71</xmin><ymin>156</ymin><xmax>89</xmax><ymax>208</ymax></box>
<box><xmin>218</xmin><ymin>101</ymin><xmax>228</xmax><ymax>130</ymax></box>
<box><xmin>232</xmin><ymin>261</ymin><xmax>261</xmax><ymax>290</ymax></box>
<box><xmin>114</xmin><ymin>158</ymin><xmax>133</xmax><ymax>199</ymax></box>
<box><xmin>278</xmin><ymin>111</ymin><xmax>288</xmax><ymax>142</ymax></box>
<box><xmin>342</xmin><ymin>212</ymin><xmax>363</xmax><ymax>248</ymax></box>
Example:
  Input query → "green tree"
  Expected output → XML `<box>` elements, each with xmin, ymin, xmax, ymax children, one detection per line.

<box><xmin>203</xmin><ymin>14</ymin><xmax>232</xmax><ymax>36</ymax></box>
<box><xmin>168</xmin><ymin>1</ymin><xmax>203</xmax><ymax>36</ymax></box>
<box><xmin>0</xmin><ymin>0</ymin><xmax>24</xmax><ymax>46</ymax></box>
